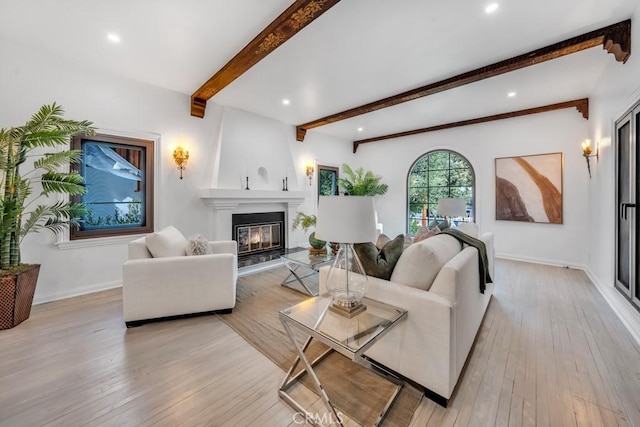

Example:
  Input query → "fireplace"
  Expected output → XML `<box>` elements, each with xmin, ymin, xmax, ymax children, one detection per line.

<box><xmin>232</xmin><ymin>212</ymin><xmax>285</xmax><ymax>257</ymax></box>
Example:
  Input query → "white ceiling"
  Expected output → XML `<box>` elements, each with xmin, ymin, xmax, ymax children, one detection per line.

<box><xmin>2</xmin><ymin>0</ymin><xmax>638</xmax><ymax>142</ymax></box>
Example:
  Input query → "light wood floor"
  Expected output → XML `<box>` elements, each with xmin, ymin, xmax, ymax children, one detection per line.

<box><xmin>1</xmin><ymin>259</ymin><xmax>640</xmax><ymax>426</ymax></box>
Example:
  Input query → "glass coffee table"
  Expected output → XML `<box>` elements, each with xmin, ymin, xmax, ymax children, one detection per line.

<box><xmin>280</xmin><ymin>250</ymin><xmax>335</xmax><ymax>296</ymax></box>
<box><xmin>278</xmin><ymin>295</ymin><xmax>407</xmax><ymax>426</ymax></box>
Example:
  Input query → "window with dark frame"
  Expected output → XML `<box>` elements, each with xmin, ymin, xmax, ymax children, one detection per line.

<box><xmin>407</xmin><ymin>150</ymin><xmax>475</xmax><ymax>234</ymax></box>
<box><xmin>70</xmin><ymin>133</ymin><xmax>154</xmax><ymax>240</ymax></box>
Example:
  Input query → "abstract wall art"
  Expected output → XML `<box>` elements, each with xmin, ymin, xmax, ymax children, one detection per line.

<box><xmin>495</xmin><ymin>152</ymin><xmax>563</xmax><ymax>224</ymax></box>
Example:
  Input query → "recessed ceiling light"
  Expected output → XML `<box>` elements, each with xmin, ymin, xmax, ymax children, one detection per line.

<box><xmin>107</xmin><ymin>33</ymin><xmax>121</xmax><ymax>43</ymax></box>
<box><xmin>507</xmin><ymin>91</ymin><xmax>516</xmax><ymax>97</ymax></box>
<box><xmin>357</xmin><ymin>127</ymin><xmax>364</xmax><ymax>132</ymax></box>
<box><xmin>485</xmin><ymin>3</ymin><xmax>499</xmax><ymax>13</ymax></box>
<box><xmin>282</xmin><ymin>99</ymin><xmax>290</xmax><ymax>106</ymax></box>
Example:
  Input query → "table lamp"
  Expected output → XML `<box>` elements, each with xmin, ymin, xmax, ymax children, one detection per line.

<box><xmin>315</xmin><ymin>196</ymin><xmax>377</xmax><ymax>317</ymax></box>
<box><xmin>437</xmin><ymin>198</ymin><xmax>466</xmax><ymax>222</ymax></box>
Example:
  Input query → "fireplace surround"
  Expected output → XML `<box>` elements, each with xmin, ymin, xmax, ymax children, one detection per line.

<box><xmin>199</xmin><ymin>188</ymin><xmax>308</xmax><ymax>252</ymax></box>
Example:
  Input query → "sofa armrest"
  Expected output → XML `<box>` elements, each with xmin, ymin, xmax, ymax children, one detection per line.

<box><xmin>430</xmin><ymin>246</ymin><xmax>492</xmax><ymax>381</ymax></box>
<box><xmin>209</xmin><ymin>240</ymin><xmax>238</xmax><ymax>256</ymax></box>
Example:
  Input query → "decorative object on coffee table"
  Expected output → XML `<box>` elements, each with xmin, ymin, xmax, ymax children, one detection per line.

<box><xmin>315</xmin><ymin>196</ymin><xmax>377</xmax><ymax>317</ymax></box>
<box><xmin>0</xmin><ymin>103</ymin><xmax>94</xmax><ymax>329</ymax></box>
<box><xmin>292</xmin><ymin>211</ymin><xmax>327</xmax><ymax>253</ymax></box>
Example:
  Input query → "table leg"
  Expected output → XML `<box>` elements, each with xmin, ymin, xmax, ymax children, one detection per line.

<box><xmin>281</xmin><ymin>262</ymin><xmax>317</xmax><ymax>296</ymax></box>
<box><xmin>279</xmin><ymin>319</ymin><xmax>344</xmax><ymax>427</ymax></box>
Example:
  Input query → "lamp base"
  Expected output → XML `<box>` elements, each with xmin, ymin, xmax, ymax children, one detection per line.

<box><xmin>329</xmin><ymin>300</ymin><xmax>367</xmax><ymax>318</ymax></box>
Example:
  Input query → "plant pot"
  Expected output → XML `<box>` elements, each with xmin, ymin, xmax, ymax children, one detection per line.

<box><xmin>308</xmin><ymin>232</ymin><xmax>326</xmax><ymax>249</ymax></box>
<box><xmin>0</xmin><ymin>264</ymin><xmax>40</xmax><ymax>330</ymax></box>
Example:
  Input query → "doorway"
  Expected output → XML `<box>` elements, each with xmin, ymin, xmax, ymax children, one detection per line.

<box><xmin>317</xmin><ymin>165</ymin><xmax>339</xmax><ymax>198</ymax></box>
<box><xmin>615</xmin><ymin>103</ymin><xmax>640</xmax><ymax>309</ymax></box>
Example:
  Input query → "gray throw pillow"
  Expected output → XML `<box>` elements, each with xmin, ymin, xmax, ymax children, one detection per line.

<box><xmin>185</xmin><ymin>235</ymin><xmax>213</xmax><ymax>256</ymax></box>
<box><xmin>354</xmin><ymin>234</ymin><xmax>404</xmax><ymax>281</ymax></box>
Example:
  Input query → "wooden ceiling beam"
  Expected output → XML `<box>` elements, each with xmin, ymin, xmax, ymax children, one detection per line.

<box><xmin>190</xmin><ymin>0</ymin><xmax>341</xmax><ymax>118</ymax></box>
<box><xmin>298</xmin><ymin>20</ymin><xmax>630</xmax><ymax>141</ymax></box>
<box><xmin>352</xmin><ymin>98</ymin><xmax>589</xmax><ymax>153</ymax></box>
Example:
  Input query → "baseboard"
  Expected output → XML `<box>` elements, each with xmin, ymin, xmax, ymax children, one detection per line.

<box><xmin>33</xmin><ymin>280</ymin><xmax>122</xmax><ymax>305</ymax></box>
<box><xmin>583</xmin><ymin>267</ymin><xmax>640</xmax><ymax>346</ymax></box>
<box><xmin>495</xmin><ymin>253</ymin><xmax>582</xmax><ymax>270</ymax></box>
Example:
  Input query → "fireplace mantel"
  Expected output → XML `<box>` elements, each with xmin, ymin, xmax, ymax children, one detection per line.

<box><xmin>199</xmin><ymin>188</ymin><xmax>308</xmax><ymax>209</ymax></box>
<box><xmin>199</xmin><ymin>188</ymin><xmax>310</xmax><ymax>247</ymax></box>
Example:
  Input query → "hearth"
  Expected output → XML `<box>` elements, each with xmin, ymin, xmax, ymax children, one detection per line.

<box><xmin>232</xmin><ymin>212</ymin><xmax>285</xmax><ymax>257</ymax></box>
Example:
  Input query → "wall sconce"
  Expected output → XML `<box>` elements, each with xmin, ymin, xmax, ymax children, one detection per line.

<box><xmin>305</xmin><ymin>163</ymin><xmax>315</xmax><ymax>186</ymax></box>
<box><xmin>173</xmin><ymin>146</ymin><xmax>190</xmax><ymax>180</ymax></box>
<box><xmin>581</xmin><ymin>139</ymin><xmax>599</xmax><ymax>179</ymax></box>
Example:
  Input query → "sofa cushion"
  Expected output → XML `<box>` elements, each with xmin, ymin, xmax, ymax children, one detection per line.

<box><xmin>390</xmin><ymin>234</ymin><xmax>462</xmax><ymax>290</ymax></box>
<box><xmin>186</xmin><ymin>235</ymin><xmax>213</xmax><ymax>256</ymax></box>
<box><xmin>355</xmin><ymin>234</ymin><xmax>404</xmax><ymax>281</ymax></box>
<box><xmin>145</xmin><ymin>226</ymin><xmax>187</xmax><ymax>258</ymax></box>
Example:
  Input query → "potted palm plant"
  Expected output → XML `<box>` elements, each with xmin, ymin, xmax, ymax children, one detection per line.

<box><xmin>337</xmin><ymin>163</ymin><xmax>388</xmax><ymax>196</ymax></box>
<box><xmin>0</xmin><ymin>103</ymin><xmax>94</xmax><ymax>329</ymax></box>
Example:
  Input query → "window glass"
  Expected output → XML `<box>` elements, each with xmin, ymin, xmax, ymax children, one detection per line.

<box><xmin>71</xmin><ymin>134</ymin><xmax>154</xmax><ymax>239</ymax></box>
<box><xmin>407</xmin><ymin>150</ymin><xmax>475</xmax><ymax>234</ymax></box>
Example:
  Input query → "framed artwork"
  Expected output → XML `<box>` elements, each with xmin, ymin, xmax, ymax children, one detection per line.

<box><xmin>495</xmin><ymin>152</ymin><xmax>563</xmax><ymax>224</ymax></box>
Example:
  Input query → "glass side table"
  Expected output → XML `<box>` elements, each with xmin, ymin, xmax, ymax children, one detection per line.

<box><xmin>278</xmin><ymin>296</ymin><xmax>408</xmax><ymax>426</ymax></box>
<box><xmin>280</xmin><ymin>251</ymin><xmax>335</xmax><ymax>296</ymax></box>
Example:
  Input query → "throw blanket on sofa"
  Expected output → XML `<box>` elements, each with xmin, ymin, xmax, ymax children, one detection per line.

<box><xmin>440</xmin><ymin>228</ymin><xmax>492</xmax><ymax>293</ymax></box>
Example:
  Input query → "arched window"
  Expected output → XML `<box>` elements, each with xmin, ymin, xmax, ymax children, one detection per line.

<box><xmin>407</xmin><ymin>150</ymin><xmax>475</xmax><ymax>234</ymax></box>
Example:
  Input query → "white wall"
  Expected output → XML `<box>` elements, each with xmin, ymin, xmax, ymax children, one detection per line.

<box><xmin>0</xmin><ymin>39</ymin><xmax>352</xmax><ymax>303</ymax></box>
<box><xmin>355</xmin><ymin>109</ymin><xmax>590</xmax><ymax>267</ymax></box>
<box><xmin>587</xmin><ymin>1</ymin><xmax>640</xmax><ymax>287</ymax></box>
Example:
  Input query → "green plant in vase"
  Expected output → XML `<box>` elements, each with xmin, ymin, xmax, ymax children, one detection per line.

<box><xmin>292</xmin><ymin>211</ymin><xmax>326</xmax><ymax>250</ymax></box>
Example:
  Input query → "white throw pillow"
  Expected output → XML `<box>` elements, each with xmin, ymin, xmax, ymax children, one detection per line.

<box><xmin>390</xmin><ymin>234</ymin><xmax>462</xmax><ymax>291</ymax></box>
<box><xmin>455</xmin><ymin>222</ymin><xmax>479</xmax><ymax>238</ymax></box>
<box><xmin>186</xmin><ymin>235</ymin><xmax>213</xmax><ymax>256</ymax></box>
<box><xmin>145</xmin><ymin>226</ymin><xmax>187</xmax><ymax>258</ymax></box>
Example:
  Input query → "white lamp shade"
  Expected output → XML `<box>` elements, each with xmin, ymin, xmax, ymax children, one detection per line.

<box><xmin>315</xmin><ymin>196</ymin><xmax>377</xmax><ymax>243</ymax></box>
<box><xmin>437</xmin><ymin>198</ymin><xmax>466</xmax><ymax>217</ymax></box>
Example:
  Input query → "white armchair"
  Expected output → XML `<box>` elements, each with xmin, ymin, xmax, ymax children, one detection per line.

<box><xmin>122</xmin><ymin>226</ymin><xmax>237</xmax><ymax>327</ymax></box>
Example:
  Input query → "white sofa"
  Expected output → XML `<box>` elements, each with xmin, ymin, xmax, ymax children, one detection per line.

<box><xmin>122</xmin><ymin>227</ymin><xmax>238</xmax><ymax>327</ymax></box>
<box><xmin>319</xmin><ymin>223</ymin><xmax>494</xmax><ymax>405</ymax></box>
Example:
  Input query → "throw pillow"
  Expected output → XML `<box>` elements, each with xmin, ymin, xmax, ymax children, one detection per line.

<box><xmin>413</xmin><ymin>226</ymin><xmax>440</xmax><ymax>243</ymax></box>
<box><xmin>403</xmin><ymin>234</ymin><xmax>413</xmax><ymax>249</ymax></box>
<box><xmin>375</xmin><ymin>233</ymin><xmax>391</xmax><ymax>249</ymax></box>
<box><xmin>186</xmin><ymin>235</ymin><xmax>213</xmax><ymax>256</ymax></box>
<box><xmin>455</xmin><ymin>222</ymin><xmax>479</xmax><ymax>238</ymax></box>
<box><xmin>354</xmin><ymin>234</ymin><xmax>404</xmax><ymax>281</ymax></box>
<box><xmin>145</xmin><ymin>226</ymin><xmax>187</xmax><ymax>258</ymax></box>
